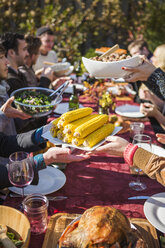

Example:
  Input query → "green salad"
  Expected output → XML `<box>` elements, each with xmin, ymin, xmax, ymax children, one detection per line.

<box><xmin>0</xmin><ymin>231</ymin><xmax>24</xmax><ymax>248</ymax></box>
<box><xmin>15</xmin><ymin>90</ymin><xmax>52</xmax><ymax>106</ymax></box>
<box><xmin>15</xmin><ymin>90</ymin><xmax>53</xmax><ymax>115</ymax></box>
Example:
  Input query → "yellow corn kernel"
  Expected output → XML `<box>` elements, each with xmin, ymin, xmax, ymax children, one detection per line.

<box><xmin>63</xmin><ymin>134</ymin><xmax>73</xmax><ymax>143</ymax></box>
<box><xmin>72</xmin><ymin>137</ymin><xmax>84</xmax><ymax>146</ymax></box>
<box><xmin>50</xmin><ymin>128</ymin><xmax>57</xmax><ymax>138</ymax></box>
<box><xmin>74</xmin><ymin>114</ymin><xmax>109</xmax><ymax>138</ymax></box>
<box><xmin>52</xmin><ymin>117</ymin><xmax>60</xmax><ymax>128</ymax></box>
<box><xmin>60</xmin><ymin>107</ymin><xmax>93</xmax><ymax>124</ymax></box>
<box><xmin>57</xmin><ymin>119</ymin><xmax>66</xmax><ymax>129</ymax></box>
<box><xmin>50</xmin><ymin>118</ymin><xmax>61</xmax><ymax>137</ymax></box>
<box><xmin>63</xmin><ymin>114</ymin><xmax>99</xmax><ymax>135</ymax></box>
<box><xmin>57</xmin><ymin>129</ymin><xmax>64</xmax><ymax>140</ymax></box>
<box><xmin>83</xmin><ymin>123</ymin><xmax>115</xmax><ymax>148</ymax></box>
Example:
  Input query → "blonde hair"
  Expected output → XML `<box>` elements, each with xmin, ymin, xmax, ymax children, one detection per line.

<box><xmin>154</xmin><ymin>44</ymin><xmax>165</xmax><ymax>72</ymax></box>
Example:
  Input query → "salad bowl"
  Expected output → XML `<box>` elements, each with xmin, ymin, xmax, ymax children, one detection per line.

<box><xmin>11</xmin><ymin>87</ymin><xmax>62</xmax><ymax>118</ymax></box>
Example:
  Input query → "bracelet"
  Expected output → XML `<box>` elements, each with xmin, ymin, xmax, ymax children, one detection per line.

<box><xmin>34</xmin><ymin>127</ymin><xmax>46</xmax><ymax>144</ymax></box>
<box><xmin>123</xmin><ymin>143</ymin><xmax>138</xmax><ymax>166</ymax></box>
<box><xmin>33</xmin><ymin>154</ymin><xmax>46</xmax><ymax>171</ymax></box>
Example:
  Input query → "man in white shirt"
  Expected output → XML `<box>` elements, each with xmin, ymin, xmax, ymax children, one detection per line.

<box><xmin>33</xmin><ymin>26</ymin><xmax>58</xmax><ymax>72</ymax></box>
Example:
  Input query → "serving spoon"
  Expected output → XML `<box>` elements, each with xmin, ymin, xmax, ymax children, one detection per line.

<box><xmin>99</xmin><ymin>44</ymin><xmax>119</xmax><ymax>58</ymax></box>
<box><xmin>0</xmin><ymin>224</ymin><xmax>17</xmax><ymax>248</ymax></box>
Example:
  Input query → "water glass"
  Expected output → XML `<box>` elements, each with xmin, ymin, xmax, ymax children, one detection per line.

<box><xmin>129</xmin><ymin>134</ymin><xmax>152</xmax><ymax>191</ymax></box>
<box><xmin>23</xmin><ymin>194</ymin><xmax>49</xmax><ymax>235</ymax></box>
<box><xmin>130</xmin><ymin>122</ymin><xmax>144</xmax><ymax>142</ymax></box>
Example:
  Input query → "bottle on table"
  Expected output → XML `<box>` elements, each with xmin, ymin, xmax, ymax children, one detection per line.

<box><xmin>75</xmin><ymin>60</ymin><xmax>82</xmax><ymax>84</ymax></box>
<box><xmin>69</xmin><ymin>85</ymin><xmax>79</xmax><ymax>111</ymax></box>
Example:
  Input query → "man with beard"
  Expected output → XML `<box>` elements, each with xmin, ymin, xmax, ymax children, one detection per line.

<box><xmin>0</xmin><ymin>44</ymin><xmax>30</xmax><ymax>166</ymax></box>
<box><xmin>0</xmin><ymin>33</ymin><xmax>29</xmax><ymax>96</ymax></box>
<box><xmin>0</xmin><ymin>33</ymin><xmax>53</xmax><ymax>96</ymax></box>
<box><xmin>19</xmin><ymin>35</ymin><xmax>54</xmax><ymax>87</ymax></box>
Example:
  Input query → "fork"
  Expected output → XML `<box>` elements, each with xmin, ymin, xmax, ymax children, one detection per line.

<box><xmin>10</xmin><ymin>194</ymin><xmax>68</xmax><ymax>201</ymax></box>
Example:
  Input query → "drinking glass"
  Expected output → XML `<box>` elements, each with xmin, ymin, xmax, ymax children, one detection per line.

<box><xmin>8</xmin><ymin>151</ymin><xmax>34</xmax><ymax>198</ymax></box>
<box><xmin>130</xmin><ymin>122</ymin><xmax>144</xmax><ymax>142</ymax></box>
<box><xmin>23</xmin><ymin>193</ymin><xmax>49</xmax><ymax>235</ymax></box>
<box><xmin>129</xmin><ymin>134</ymin><xmax>152</xmax><ymax>191</ymax></box>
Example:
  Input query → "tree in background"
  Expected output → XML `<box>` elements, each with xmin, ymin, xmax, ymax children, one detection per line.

<box><xmin>0</xmin><ymin>0</ymin><xmax>164</xmax><ymax>63</ymax></box>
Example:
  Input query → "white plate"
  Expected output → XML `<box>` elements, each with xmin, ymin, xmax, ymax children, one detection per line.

<box><xmin>51</xmin><ymin>62</ymin><xmax>70</xmax><ymax>72</ymax></box>
<box><xmin>115</xmin><ymin>104</ymin><xmax>145</xmax><ymax>118</ymax></box>
<box><xmin>54</xmin><ymin>103</ymin><xmax>84</xmax><ymax>115</ymax></box>
<box><xmin>42</xmin><ymin>126</ymin><xmax>122</xmax><ymax>151</ymax></box>
<box><xmin>64</xmin><ymin>84</ymin><xmax>86</xmax><ymax>94</ymax></box>
<box><xmin>107</xmin><ymin>86</ymin><xmax>119</xmax><ymax>95</ymax></box>
<box><xmin>9</xmin><ymin>167</ymin><xmax>66</xmax><ymax>196</ymax></box>
<box><xmin>82</xmin><ymin>56</ymin><xmax>142</xmax><ymax>79</ymax></box>
<box><xmin>63</xmin><ymin>66</ymin><xmax>74</xmax><ymax>76</ymax></box>
<box><xmin>144</xmin><ymin>192</ymin><xmax>165</xmax><ymax>233</ymax></box>
<box><xmin>152</xmin><ymin>144</ymin><xmax>165</xmax><ymax>157</ymax></box>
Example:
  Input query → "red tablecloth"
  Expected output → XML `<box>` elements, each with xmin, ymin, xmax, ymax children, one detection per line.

<box><xmin>4</xmin><ymin>96</ymin><xmax>165</xmax><ymax>248</ymax></box>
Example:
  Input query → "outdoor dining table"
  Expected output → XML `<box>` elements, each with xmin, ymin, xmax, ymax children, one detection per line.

<box><xmin>3</xmin><ymin>93</ymin><xmax>165</xmax><ymax>248</ymax></box>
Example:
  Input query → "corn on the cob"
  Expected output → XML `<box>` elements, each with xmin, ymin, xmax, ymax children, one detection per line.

<box><xmin>74</xmin><ymin>114</ymin><xmax>109</xmax><ymax>138</ymax></box>
<box><xmin>63</xmin><ymin>114</ymin><xmax>99</xmax><ymax>135</ymax></box>
<box><xmin>63</xmin><ymin>134</ymin><xmax>73</xmax><ymax>143</ymax></box>
<box><xmin>57</xmin><ymin>119</ymin><xmax>66</xmax><ymax>129</ymax></box>
<box><xmin>57</xmin><ymin>129</ymin><xmax>64</xmax><ymax>140</ymax></box>
<box><xmin>60</xmin><ymin>107</ymin><xmax>93</xmax><ymax>124</ymax></box>
<box><xmin>50</xmin><ymin>128</ymin><xmax>57</xmax><ymax>138</ymax></box>
<box><xmin>50</xmin><ymin>118</ymin><xmax>60</xmax><ymax>137</ymax></box>
<box><xmin>52</xmin><ymin>117</ymin><xmax>60</xmax><ymax>127</ymax></box>
<box><xmin>72</xmin><ymin>137</ymin><xmax>84</xmax><ymax>146</ymax></box>
<box><xmin>83</xmin><ymin>123</ymin><xmax>115</xmax><ymax>148</ymax></box>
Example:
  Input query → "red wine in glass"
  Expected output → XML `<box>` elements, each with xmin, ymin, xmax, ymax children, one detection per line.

<box><xmin>8</xmin><ymin>152</ymin><xmax>34</xmax><ymax>199</ymax></box>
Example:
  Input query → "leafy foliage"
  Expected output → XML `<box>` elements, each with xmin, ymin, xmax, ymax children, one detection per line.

<box><xmin>0</xmin><ymin>0</ymin><xmax>164</xmax><ymax>62</ymax></box>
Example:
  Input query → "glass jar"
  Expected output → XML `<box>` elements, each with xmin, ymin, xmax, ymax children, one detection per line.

<box><xmin>22</xmin><ymin>193</ymin><xmax>49</xmax><ymax>235</ymax></box>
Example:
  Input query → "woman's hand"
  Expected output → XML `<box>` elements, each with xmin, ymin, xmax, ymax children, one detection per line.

<box><xmin>140</xmin><ymin>102</ymin><xmax>158</xmax><ymax>117</ymax></box>
<box><xmin>0</xmin><ymin>97</ymin><xmax>31</xmax><ymax>119</ymax></box>
<box><xmin>156</xmin><ymin>133</ymin><xmax>165</xmax><ymax>144</ymax></box>
<box><xmin>123</xmin><ymin>56</ymin><xmax>156</xmax><ymax>82</ymax></box>
<box><xmin>92</xmin><ymin>136</ymin><xmax>129</xmax><ymax>157</ymax></box>
<box><xmin>43</xmin><ymin>147</ymin><xmax>90</xmax><ymax>165</ymax></box>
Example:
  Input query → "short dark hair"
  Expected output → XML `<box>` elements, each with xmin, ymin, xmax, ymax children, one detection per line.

<box><xmin>128</xmin><ymin>39</ymin><xmax>149</xmax><ymax>52</ymax></box>
<box><xmin>0</xmin><ymin>44</ymin><xmax>6</xmax><ymax>55</ymax></box>
<box><xmin>36</xmin><ymin>26</ymin><xmax>54</xmax><ymax>37</ymax></box>
<box><xmin>0</xmin><ymin>32</ymin><xmax>24</xmax><ymax>55</ymax></box>
<box><xmin>25</xmin><ymin>35</ymin><xmax>41</xmax><ymax>56</ymax></box>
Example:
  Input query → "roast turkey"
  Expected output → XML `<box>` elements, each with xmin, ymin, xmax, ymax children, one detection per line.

<box><xmin>59</xmin><ymin>206</ymin><xmax>147</xmax><ymax>248</ymax></box>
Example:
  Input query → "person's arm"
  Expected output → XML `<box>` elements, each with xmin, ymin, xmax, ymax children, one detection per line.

<box><xmin>148</xmin><ymin>68</ymin><xmax>165</xmax><ymax>99</ymax></box>
<box><xmin>0</xmin><ymin>129</ymin><xmax>44</xmax><ymax>157</ymax></box>
<box><xmin>140</xmin><ymin>103</ymin><xmax>165</xmax><ymax>130</ymax></box>
<box><xmin>133</xmin><ymin>147</ymin><xmax>165</xmax><ymax>187</ymax></box>
<box><xmin>93</xmin><ymin>136</ymin><xmax>165</xmax><ymax>186</ymax></box>
<box><xmin>122</xmin><ymin>58</ymin><xmax>165</xmax><ymax>100</ymax></box>
<box><xmin>0</xmin><ymin>165</ymin><xmax>11</xmax><ymax>189</ymax></box>
<box><xmin>123</xmin><ymin>58</ymin><xmax>156</xmax><ymax>82</ymax></box>
<box><xmin>0</xmin><ymin>97</ymin><xmax>31</xmax><ymax>119</ymax></box>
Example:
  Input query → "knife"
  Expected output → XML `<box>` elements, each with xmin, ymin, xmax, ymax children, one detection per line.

<box><xmin>128</xmin><ymin>196</ymin><xmax>150</xmax><ymax>200</ymax></box>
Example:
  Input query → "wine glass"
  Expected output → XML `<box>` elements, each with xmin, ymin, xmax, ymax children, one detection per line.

<box><xmin>129</xmin><ymin>134</ymin><xmax>152</xmax><ymax>191</ymax></box>
<box><xmin>8</xmin><ymin>151</ymin><xmax>34</xmax><ymax>199</ymax></box>
<box><xmin>129</xmin><ymin>122</ymin><xmax>144</xmax><ymax>142</ymax></box>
